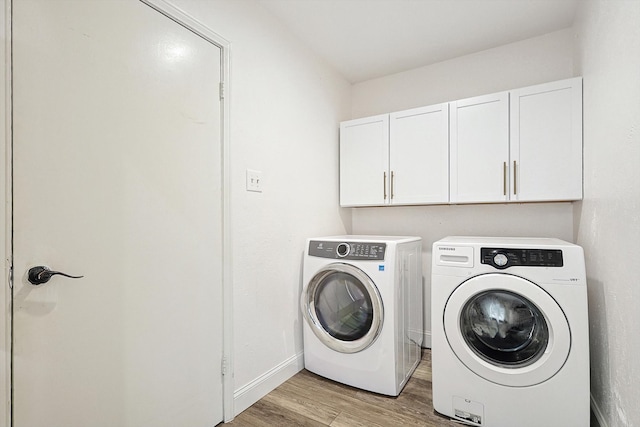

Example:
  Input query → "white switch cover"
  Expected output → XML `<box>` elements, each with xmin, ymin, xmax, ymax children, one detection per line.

<box><xmin>246</xmin><ymin>169</ymin><xmax>263</xmax><ymax>192</ymax></box>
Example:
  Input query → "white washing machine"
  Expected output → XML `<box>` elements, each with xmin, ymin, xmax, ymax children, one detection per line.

<box><xmin>431</xmin><ymin>237</ymin><xmax>589</xmax><ymax>427</ymax></box>
<box><xmin>300</xmin><ymin>235</ymin><xmax>423</xmax><ymax>396</ymax></box>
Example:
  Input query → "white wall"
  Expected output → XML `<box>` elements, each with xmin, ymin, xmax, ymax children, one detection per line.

<box><xmin>573</xmin><ymin>2</ymin><xmax>640</xmax><ymax>426</ymax></box>
<box><xmin>350</xmin><ymin>29</ymin><xmax>577</xmax><ymax>347</ymax></box>
<box><xmin>352</xmin><ymin>29</ymin><xmax>574</xmax><ymax>118</ymax></box>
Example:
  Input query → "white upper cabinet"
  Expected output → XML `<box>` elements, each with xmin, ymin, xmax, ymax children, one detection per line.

<box><xmin>510</xmin><ymin>77</ymin><xmax>583</xmax><ymax>202</ymax></box>
<box><xmin>389</xmin><ymin>104</ymin><xmax>449</xmax><ymax>205</ymax></box>
<box><xmin>339</xmin><ymin>114</ymin><xmax>389</xmax><ymax>206</ymax></box>
<box><xmin>450</xmin><ymin>78</ymin><xmax>583</xmax><ymax>204</ymax></box>
<box><xmin>450</xmin><ymin>92</ymin><xmax>510</xmax><ymax>203</ymax></box>
<box><xmin>339</xmin><ymin>77</ymin><xmax>583</xmax><ymax>207</ymax></box>
<box><xmin>340</xmin><ymin>104</ymin><xmax>449</xmax><ymax>207</ymax></box>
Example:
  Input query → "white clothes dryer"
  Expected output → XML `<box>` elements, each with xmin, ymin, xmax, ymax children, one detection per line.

<box><xmin>431</xmin><ymin>237</ymin><xmax>589</xmax><ymax>427</ymax></box>
<box><xmin>301</xmin><ymin>236</ymin><xmax>423</xmax><ymax>396</ymax></box>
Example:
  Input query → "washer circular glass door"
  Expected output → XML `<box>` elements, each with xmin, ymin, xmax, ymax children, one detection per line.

<box><xmin>461</xmin><ymin>290</ymin><xmax>549</xmax><ymax>368</ymax></box>
<box><xmin>301</xmin><ymin>263</ymin><xmax>384</xmax><ymax>353</ymax></box>
<box><xmin>444</xmin><ymin>273</ymin><xmax>571</xmax><ymax>387</ymax></box>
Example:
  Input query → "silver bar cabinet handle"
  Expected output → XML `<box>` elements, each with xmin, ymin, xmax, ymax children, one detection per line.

<box><xmin>383</xmin><ymin>171</ymin><xmax>387</xmax><ymax>200</ymax></box>
<box><xmin>391</xmin><ymin>171</ymin><xmax>395</xmax><ymax>200</ymax></box>
<box><xmin>503</xmin><ymin>162</ymin><xmax>507</xmax><ymax>196</ymax></box>
<box><xmin>513</xmin><ymin>161</ymin><xmax>517</xmax><ymax>195</ymax></box>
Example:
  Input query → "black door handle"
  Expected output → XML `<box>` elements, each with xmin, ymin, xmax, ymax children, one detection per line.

<box><xmin>28</xmin><ymin>266</ymin><xmax>84</xmax><ymax>286</ymax></box>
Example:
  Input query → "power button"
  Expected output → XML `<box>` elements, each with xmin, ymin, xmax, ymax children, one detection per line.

<box><xmin>336</xmin><ymin>243</ymin><xmax>350</xmax><ymax>258</ymax></box>
<box><xmin>493</xmin><ymin>253</ymin><xmax>509</xmax><ymax>268</ymax></box>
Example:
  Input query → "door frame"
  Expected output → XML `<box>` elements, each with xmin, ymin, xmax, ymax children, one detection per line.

<box><xmin>1</xmin><ymin>0</ymin><xmax>235</xmax><ymax>423</ymax></box>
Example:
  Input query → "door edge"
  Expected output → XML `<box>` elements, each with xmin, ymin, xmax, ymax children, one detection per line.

<box><xmin>2</xmin><ymin>0</ymin><xmax>11</xmax><ymax>425</ymax></box>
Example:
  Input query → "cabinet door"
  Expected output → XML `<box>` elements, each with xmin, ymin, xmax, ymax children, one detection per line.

<box><xmin>339</xmin><ymin>115</ymin><xmax>389</xmax><ymax>206</ymax></box>
<box><xmin>450</xmin><ymin>92</ymin><xmax>509</xmax><ymax>203</ymax></box>
<box><xmin>510</xmin><ymin>77</ymin><xmax>583</xmax><ymax>201</ymax></box>
<box><xmin>390</xmin><ymin>104</ymin><xmax>449</xmax><ymax>205</ymax></box>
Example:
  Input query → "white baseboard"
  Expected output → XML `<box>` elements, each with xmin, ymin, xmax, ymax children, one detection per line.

<box><xmin>591</xmin><ymin>393</ymin><xmax>608</xmax><ymax>427</ymax></box>
<box><xmin>233</xmin><ymin>351</ymin><xmax>304</xmax><ymax>417</ymax></box>
<box><xmin>422</xmin><ymin>330</ymin><xmax>432</xmax><ymax>349</ymax></box>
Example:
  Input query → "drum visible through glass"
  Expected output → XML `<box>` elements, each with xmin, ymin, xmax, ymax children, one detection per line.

<box><xmin>460</xmin><ymin>290</ymin><xmax>549</xmax><ymax>368</ymax></box>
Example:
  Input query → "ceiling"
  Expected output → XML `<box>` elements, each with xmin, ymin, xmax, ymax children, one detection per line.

<box><xmin>257</xmin><ymin>0</ymin><xmax>580</xmax><ymax>83</ymax></box>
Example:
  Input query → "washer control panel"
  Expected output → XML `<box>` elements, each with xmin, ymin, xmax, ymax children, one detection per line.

<box><xmin>481</xmin><ymin>247</ymin><xmax>564</xmax><ymax>269</ymax></box>
<box><xmin>309</xmin><ymin>240</ymin><xmax>386</xmax><ymax>260</ymax></box>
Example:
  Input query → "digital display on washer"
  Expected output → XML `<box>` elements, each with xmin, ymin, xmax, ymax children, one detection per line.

<box><xmin>481</xmin><ymin>247</ymin><xmax>563</xmax><ymax>269</ymax></box>
<box><xmin>308</xmin><ymin>240</ymin><xmax>386</xmax><ymax>260</ymax></box>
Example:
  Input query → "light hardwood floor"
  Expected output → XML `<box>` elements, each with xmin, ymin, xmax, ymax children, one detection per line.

<box><xmin>225</xmin><ymin>348</ymin><xmax>601</xmax><ymax>426</ymax></box>
<box><xmin>225</xmin><ymin>350</ymin><xmax>460</xmax><ymax>426</ymax></box>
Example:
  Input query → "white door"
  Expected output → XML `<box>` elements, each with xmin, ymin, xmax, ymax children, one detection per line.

<box><xmin>12</xmin><ymin>1</ymin><xmax>224</xmax><ymax>426</ymax></box>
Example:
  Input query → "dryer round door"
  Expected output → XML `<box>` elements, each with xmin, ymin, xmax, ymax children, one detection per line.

<box><xmin>443</xmin><ymin>273</ymin><xmax>570</xmax><ymax>387</ymax></box>
<box><xmin>301</xmin><ymin>263</ymin><xmax>384</xmax><ymax>354</ymax></box>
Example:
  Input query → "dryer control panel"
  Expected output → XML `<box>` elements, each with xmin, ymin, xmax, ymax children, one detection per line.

<box><xmin>481</xmin><ymin>247</ymin><xmax>564</xmax><ymax>269</ymax></box>
<box><xmin>309</xmin><ymin>240</ymin><xmax>386</xmax><ymax>260</ymax></box>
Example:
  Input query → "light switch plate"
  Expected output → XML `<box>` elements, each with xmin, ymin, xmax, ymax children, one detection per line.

<box><xmin>246</xmin><ymin>169</ymin><xmax>263</xmax><ymax>192</ymax></box>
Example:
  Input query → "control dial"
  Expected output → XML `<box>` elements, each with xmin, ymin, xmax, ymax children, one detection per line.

<box><xmin>336</xmin><ymin>243</ymin><xmax>350</xmax><ymax>258</ymax></box>
<box><xmin>493</xmin><ymin>253</ymin><xmax>509</xmax><ymax>268</ymax></box>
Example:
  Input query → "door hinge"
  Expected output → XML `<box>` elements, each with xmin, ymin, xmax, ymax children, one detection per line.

<box><xmin>219</xmin><ymin>82</ymin><xmax>225</xmax><ymax>100</ymax></box>
<box><xmin>221</xmin><ymin>356</ymin><xmax>228</xmax><ymax>376</ymax></box>
<box><xmin>8</xmin><ymin>266</ymin><xmax>13</xmax><ymax>289</ymax></box>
